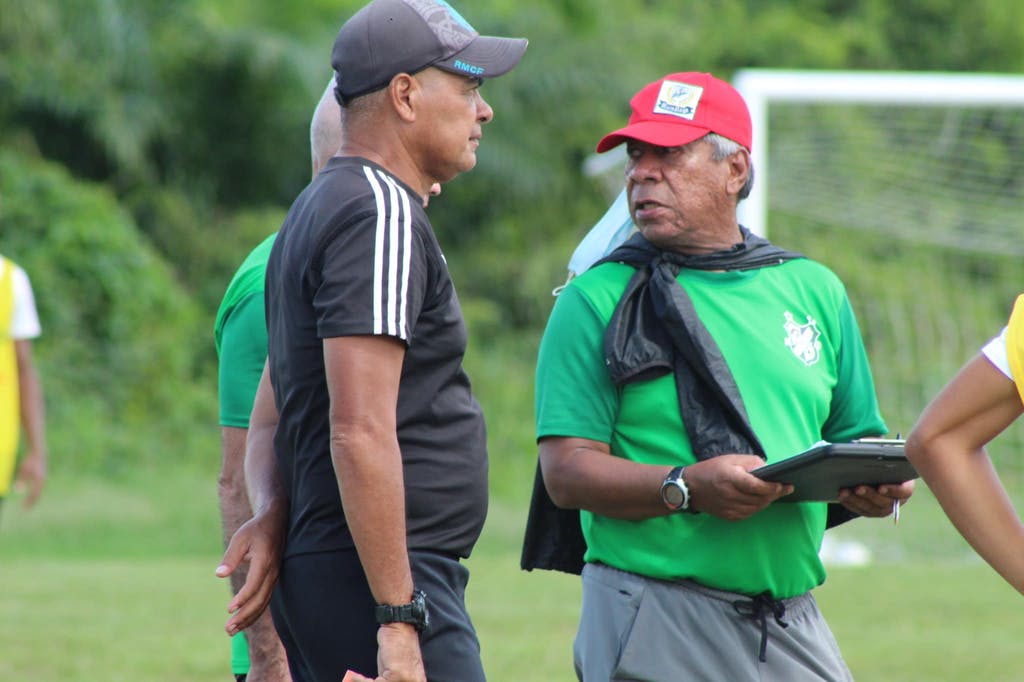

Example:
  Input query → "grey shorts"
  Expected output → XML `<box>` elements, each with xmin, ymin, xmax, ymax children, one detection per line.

<box><xmin>574</xmin><ymin>563</ymin><xmax>854</xmax><ymax>682</ymax></box>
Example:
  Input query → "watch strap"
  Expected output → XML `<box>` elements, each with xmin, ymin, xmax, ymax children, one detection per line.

<box><xmin>374</xmin><ymin>589</ymin><xmax>429</xmax><ymax>632</ymax></box>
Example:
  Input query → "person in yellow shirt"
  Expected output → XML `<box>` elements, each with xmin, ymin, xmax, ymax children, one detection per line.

<box><xmin>0</xmin><ymin>253</ymin><xmax>47</xmax><ymax>516</ymax></box>
<box><xmin>906</xmin><ymin>294</ymin><xmax>1024</xmax><ymax>595</ymax></box>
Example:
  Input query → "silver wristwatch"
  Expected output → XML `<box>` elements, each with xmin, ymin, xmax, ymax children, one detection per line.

<box><xmin>660</xmin><ymin>465</ymin><xmax>694</xmax><ymax>513</ymax></box>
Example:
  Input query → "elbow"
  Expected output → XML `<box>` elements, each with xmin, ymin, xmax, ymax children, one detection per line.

<box><xmin>903</xmin><ymin>431</ymin><xmax>925</xmax><ymax>466</ymax></box>
<box><xmin>217</xmin><ymin>465</ymin><xmax>247</xmax><ymax>504</ymax></box>
<box><xmin>539</xmin><ymin>454</ymin><xmax>580</xmax><ymax>510</ymax></box>
<box><xmin>904</xmin><ymin>425</ymin><xmax>940</xmax><ymax>469</ymax></box>
<box><xmin>217</xmin><ymin>465</ymin><xmax>243</xmax><ymax>492</ymax></box>
<box><xmin>328</xmin><ymin>421</ymin><xmax>396</xmax><ymax>471</ymax></box>
<box><xmin>544</xmin><ymin>482</ymin><xmax>578</xmax><ymax>510</ymax></box>
<box><xmin>538</xmin><ymin>437</ymin><xmax>609</xmax><ymax>510</ymax></box>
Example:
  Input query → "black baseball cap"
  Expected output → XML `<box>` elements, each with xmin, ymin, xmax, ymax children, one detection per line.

<box><xmin>332</xmin><ymin>0</ymin><xmax>528</xmax><ymax>103</ymax></box>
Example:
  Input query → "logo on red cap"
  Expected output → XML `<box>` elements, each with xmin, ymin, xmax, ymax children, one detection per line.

<box><xmin>653</xmin><ymin>80</ymin><xmax>704</xmax><ymax>120</ymax></box>
<box><xmin>595</xmin><ymin>72</ymin><xmax>752</xmax><ymax>153</ymax></box>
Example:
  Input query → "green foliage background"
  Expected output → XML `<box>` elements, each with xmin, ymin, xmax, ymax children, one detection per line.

<box><xmin>1</xmin><ymin>0</ymin><xmax>1024</xmax><ymax>492</ymax></box>
<box><xmin>3</xmin><ymin>3</ymin><xmax>1024</xmax><ymax>680</ymax></box>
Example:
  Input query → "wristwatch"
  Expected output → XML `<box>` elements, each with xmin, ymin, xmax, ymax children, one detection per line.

<box><xmin>660</xmin><ymin>465</ymin><xmax>695</xmax><ymax>513</ymax></box>
<box><xmin>375</xmin><ymin>589</ymin><xmax>429</xmax><ymax>632</ymax></box>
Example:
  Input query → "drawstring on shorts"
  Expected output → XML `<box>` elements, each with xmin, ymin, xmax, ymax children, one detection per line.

<box><xmin>732</xmin><ymin>591</ymin><xmax>790</xmax><ymax>663</ymax></box>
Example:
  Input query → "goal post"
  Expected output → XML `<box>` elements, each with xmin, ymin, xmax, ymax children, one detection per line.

<box><xmin>732</xmin><ymin>68</ymin><xmax>1024</xmax><ymax>238</ymax></box>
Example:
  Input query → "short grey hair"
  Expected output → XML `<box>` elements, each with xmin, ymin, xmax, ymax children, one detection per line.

<box><xmin>704</xmin><ymin>132</ymin><xmax>754</xmax><ymax>201</ymax></box>
<box><xmin>310</xmin><ymin>78</ymin><xmax>343</xmax><ymax>178</ymax></box>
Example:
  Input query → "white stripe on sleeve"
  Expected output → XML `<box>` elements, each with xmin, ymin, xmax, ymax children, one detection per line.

<box><xmin>364</xmin><ymin>166</ymin><xmax>413</xmax><ymax>341</ymax></box>
<box><xmin>379</xmin><ymin>171</ymin><xmax>413</xmax><ymax>339</ymax></box>
<box><xmin>363</xmin><ymin>166</ymin><xmax>388</xmax><ymax>335</ymax></box>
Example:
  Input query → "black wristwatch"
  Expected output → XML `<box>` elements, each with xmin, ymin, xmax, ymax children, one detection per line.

<box><xmin>660</xmin><ymin>465</ymin><xmax>695</xmax><ymax>513</ymax></box>
<box><xmin>375</xmin><ymin>589</ymin><xmax>429</xmax><ymax>632</ymax></box>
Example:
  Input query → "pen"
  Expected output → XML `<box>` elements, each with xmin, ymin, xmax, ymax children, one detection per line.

<box><xmin>891</xmin><ymin>432</ymin><xmax>902</xmax><ymax>526</ymax></box>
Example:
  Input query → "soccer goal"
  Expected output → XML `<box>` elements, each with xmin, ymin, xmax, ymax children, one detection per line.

<box><xmin>733</xmin><ymin>68</ymin><xmax>1024</xmax><ymax>248</ymax></box>
<box><xmin>730</xmin><ymin>69</ymin><xmax>1024</xmax><ymax>500</ymax></box>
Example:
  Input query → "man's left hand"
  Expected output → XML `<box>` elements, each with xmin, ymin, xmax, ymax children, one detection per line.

<box><xmin>837</xmin><ymin>479</ymin><xmax>916</xmax><ymax>518</ymax></box>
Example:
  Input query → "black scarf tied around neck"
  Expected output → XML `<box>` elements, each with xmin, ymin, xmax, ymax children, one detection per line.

<box><xmin>598</xmin><ymin>228</ymin><xmax>803</xmax><ymax>462</ymax></box>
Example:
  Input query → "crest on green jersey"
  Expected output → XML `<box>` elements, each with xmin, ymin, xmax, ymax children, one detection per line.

<box><xmin>783</xmin><ymin>311</ymin><xmax>822</xmax><ymax>366</ymax></box>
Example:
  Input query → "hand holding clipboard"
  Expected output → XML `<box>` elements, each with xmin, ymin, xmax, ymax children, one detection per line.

<box><xmin>751</xmin><ymin>439</ymin><xmax>917</xmax><ymax>502</ymax></box>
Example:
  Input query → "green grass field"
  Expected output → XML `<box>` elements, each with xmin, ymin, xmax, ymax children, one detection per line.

<box><xmin>2</xmin><ymin>470</ymin><xmax>1023</xmax><ymax>681</ymax></box>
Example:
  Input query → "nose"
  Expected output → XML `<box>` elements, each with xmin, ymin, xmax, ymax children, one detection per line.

<box><xmin>626</xmin><ymin>150</ymin><xmax>660</xmax><ymax>183</ymax></box>
<box><xmin>475</xmin><ymin>91</ymin><xmax>494</xmax><ymax>124</ymax></box>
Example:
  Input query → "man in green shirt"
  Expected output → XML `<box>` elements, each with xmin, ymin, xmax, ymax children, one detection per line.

<box><xmin>532</xmin><ymin>72</ymin><xmax>915</xmax><ymax>681</ymax></box>
<box><xmin>214</xmin><ymin>78</ymin><xmax>343</xmax><ymax>682</ymax></box>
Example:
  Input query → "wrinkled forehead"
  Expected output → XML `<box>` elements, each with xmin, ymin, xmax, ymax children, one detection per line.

<box><xmin>624</xmin><ymin>135</ymin><xmax>710</xmax><ymax>154</ymax></box>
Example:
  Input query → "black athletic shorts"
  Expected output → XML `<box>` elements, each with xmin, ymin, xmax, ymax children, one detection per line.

<box><xmin>270</xmin><ymin>548</ymin><xmax>485</xmax><ymax>682</ymax></box>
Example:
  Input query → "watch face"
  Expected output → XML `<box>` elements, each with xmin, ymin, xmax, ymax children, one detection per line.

<box><xmin>411</xmin><ymin>590</ymin><xmax>430</xmax><ymax>630</ymax></box>
<box><xmin>662</xmin><ymin>482</ymin><xmax>685</xmax><ymax>508</ymax></box>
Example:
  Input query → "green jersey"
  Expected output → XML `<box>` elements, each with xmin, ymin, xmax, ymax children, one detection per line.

<box><xmin>535</xmin><ymin>258</ymin><xmax>885</xmax><ymax>598</ymax></box>
<box><xmin>214</xmin><ymin>233</ymin><xmax>276</xmax><ymax>428</ymax></box>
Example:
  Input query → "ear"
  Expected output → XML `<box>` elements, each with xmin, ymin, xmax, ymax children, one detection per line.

<box><xmin>725</xmin><ymin>148</ymin><xmax>751</xmax><ymax>197</ymax></box>
<box><xmin>387</xmin><ymin>73</ymin><xmax>419</xmax><ymax>123</ymax></box>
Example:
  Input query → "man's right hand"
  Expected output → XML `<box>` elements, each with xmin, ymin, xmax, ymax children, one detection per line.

<box><xmin>372</xmin><ymin>623</ymin><xmax>426</xmax><ymax>682</ymax></box>
<box><xmin>686</xmin><ymin>454</ymin><xmax>793</xmax><ymax>520</ymax></box>
<box><xmin>341</xmin><ymin>624</ymin><xmax>426</xmax><ymax>682</ymax></box>
<box><xmin>217</xmin><ymin>507</ymin><xmax>285</xmax><ymax>635</ymax></box>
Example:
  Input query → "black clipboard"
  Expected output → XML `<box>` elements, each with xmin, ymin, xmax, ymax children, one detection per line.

<box><xmin>751</xmin><ymin>439</ymin><xmax>917</xmax><ymax>502</ymax></box>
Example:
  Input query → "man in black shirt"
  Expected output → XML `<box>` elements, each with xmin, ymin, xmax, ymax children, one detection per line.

<box><xmin>216</xmin><ymin>1</ymin><xmax>527</xmax><ymax>681</ymax></box>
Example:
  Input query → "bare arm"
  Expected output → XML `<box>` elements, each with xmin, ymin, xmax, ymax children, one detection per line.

<box><xmin>538</xmin><ymin>436</ymin><xmax>791</xmax><ymax>521</ymax></box>
<box><xmin>219</xmin><ymin>427</ymin><xmax>251</xmax><ymax>594</ymax></box>
<box><xmin>220</xmin><ymin>362</ymin><xmax>288</xmax><ymax>636</ymax></box>
<box><xmin>905</xmin><ymin>354</ymin><xmax>1024</xmax><ymax>593</ymax></box>
<box><xmin>14</xmin><ymin>339</ymin><xmax>46</xmax><ymax>509</ymax></box>
<box><xmin>324</xmin><ymin>334</ymin><xmax>424</xmax><ymax>682</ymax></box>
<box><xmin>243</xmin><ymin>364</ymin><xmax>287</xmax><ymax>530</ymax></box>
<box><xmin>218</xmin><ymin>424</ymin><xmax>291</xmax><ymax>681</ymax></box>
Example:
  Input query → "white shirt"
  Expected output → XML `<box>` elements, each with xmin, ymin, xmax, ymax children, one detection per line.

<box><xmin>981</xmin><ymin>326</ymin><xmax>1011</xmax><ymax>380</ymax></box>
<box><xmin>1</xmin><ymin>258</ymin><xmax>41</xmax><ymax>340</ymax></box>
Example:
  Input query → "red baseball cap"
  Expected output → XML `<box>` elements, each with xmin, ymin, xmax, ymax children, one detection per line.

<box><xmin>596</xmin><ymin>72</ymin><xmax>752</xmax><ymax>153</ymax></box>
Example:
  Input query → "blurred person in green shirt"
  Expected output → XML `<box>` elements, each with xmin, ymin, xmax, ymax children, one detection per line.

<box><xmin>213</xmin><ymin>78</ymin><xmax>341</xmax><ymax>682</ymax></box>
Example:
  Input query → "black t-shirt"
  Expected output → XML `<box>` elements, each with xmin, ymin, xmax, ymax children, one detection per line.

<box><xmin>265</xmin><ymin>156</ymin><xmax>488</xmax><ymax>559</ymax></box>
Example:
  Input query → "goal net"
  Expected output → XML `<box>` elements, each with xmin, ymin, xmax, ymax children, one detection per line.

<box><xmin>733</xmin><ymin>69</ymin><xmax>1024</xmax><ymax>558</ymax></box>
